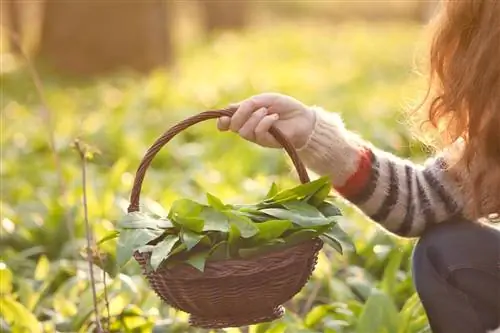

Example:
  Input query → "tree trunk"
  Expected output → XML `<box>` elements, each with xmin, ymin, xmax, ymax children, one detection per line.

<box><xmin>38</xmin><ymin>0</ymin><xmax>172</xmax><ymax>76</ymax></box>
<box><xmin>5</xmin><ymin>0</ymin><xmax>22</xmax><ymax>56</ymax></box>
<box><xmin>415</xmin><ymin>0</ymin><xmax>440</xmax><ymax>22</ymax></box>
<box><xmin>199</xmin><ymin>0</ymin><xmax>250</xmax><ymax>34</ymax></box>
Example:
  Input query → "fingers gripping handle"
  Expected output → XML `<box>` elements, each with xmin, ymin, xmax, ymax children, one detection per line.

<box><xmin>127</xmin><ymin>108</ymin><xmax>311</xmax><ymax>213</ymax></box>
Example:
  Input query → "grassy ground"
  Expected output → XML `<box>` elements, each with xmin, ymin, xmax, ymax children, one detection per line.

<box><xmin>2</xmin><ymin>19</ymin><xmax>433</xmax><ymax>333</ymax></box>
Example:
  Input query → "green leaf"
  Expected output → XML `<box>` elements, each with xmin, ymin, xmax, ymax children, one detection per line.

<box><xmin>208</xmin><ymin>241</ymin><xmax>229</xmax><ymax>261</ymax></box>
<box><xmin>116</xmin><ymin>229</ymin><xmax>164</xmax><ymax>266</ymax></box>
<box><xmin>0</xmin><ymin>265</ymin><xmax>13</xmax><ymax>294</ymax></box>
<box><xmin>168</xmin><ymin>198</ymin><xmax>205</xmax><ymax>219</ymax></box>
<box><xmin>267</xmin><ymin>176</ymin><xmax>331</xmax><ymax>203</ymax></box>
<box><xmin>118</xmin><ymin>212</ymin><xmax>173</xmax><ymax>229</ymax></box>
<box><xmin>252</xmin><ymin>219</ymin><xmax>292</xmax><ymax>242</ymax></box>
<box><xmin>0</xmin><ymin>296</ymin><xmax>41</xmax><ymax>333</ymax></box>
<box><xmin>317</xmin><ymin>201</ymin><xmax>342</xmax><ymax>217</ymax></box>
<box><xmin>97</xmin><ymin>230</ymin><xmax>120</xmax><ymax>245</ymax></box>
<box><xmin>206</xmin><ymin>193</ymin><xmax>227</xmax><ymax>210</ymax></box>
<box><xmin>201</xmin><ymin>207</ymin><xmax>230</xmax><ymax>232</ymax></box>
<box><xmin>283</xmin><ymin>229</ymin><xmax>320</xmax><ymax>246</ymax></box>
<box><xmin>186</xmin><ymin>251</ymin><xmax>209</xmax><ymax>272</ymax></box>
<box><xmin>320</xmin><ymin>234</ymin><xmax>343</xmax><ymax>254</ymax></box>
<box><xmin>282</xmin><ymin>200</ymin><xmax>325</xmax><ymax>218</ymax></box>
<box><xmin>265</xmin><ymin>182</ymin><xmax>279</xmax><ymax>199</ymax></box>
<box><xmin>307</xmin><ymin>183</ymin><xmax>331</xmax><ymax>206</ymax></box>
<box><xmin>325</xmin><ymin>223</ymin><xmax>356</xmax><ymax>253</ymax></box>
<box><xmin>356</xmin><ymin>289</ymin><xmax>400</xmax><ymax>333</ymax></box>
<box><xmin>34</xmin><ymin>255</ymin><xmax>50</xmax><ymax>281</ymax></box>
<box><xmin>228</xmin><ymin>223</ymin><xmax>242</xmax><ymax>257</ymax></box>
<box><xmin>238</xmin><ymin>239</ymin><xmax>286</xmax><ymax>258</ymax></box>
<box><xmin>150</xmin><ymin>235</ymin><xmax>179</xmax><ymax>271</ymax></box>
<box><xmin>226</xmin><ymin>212</ymin><xmax>259</xmax><ymax>238</ymax></box>
<box><xmin>260</xmin><ymin>207</ymin><xmax>333</xmax><ymax>228</ymax></box>
<box><xmin>173</xmin><ymin>216</ymin><xmax>204</xmax><ymax>233</ymax></box>
<box><xmin>381</xmin><ymin>248</ymin><xmax>404</xmax><ymax>297</ymax></box>
<box><xmin>181</xmin><ymin>229</ymin><xmax>205</xmax><ymax>250</ymax></box>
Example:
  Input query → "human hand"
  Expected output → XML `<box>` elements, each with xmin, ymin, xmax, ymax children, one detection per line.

<box><xmin>217</xmin><ymin>93</ymin><xmax>315</xmax><ymax>149</ymax></box>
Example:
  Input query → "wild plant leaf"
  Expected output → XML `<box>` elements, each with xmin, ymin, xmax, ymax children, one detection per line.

<box><xmin>252</xmin><ymin>219</ymin><xmax>292</xmax><ymax>242</ymax></box>
<box><xmin>118</xmin><ymin>211</ymin><xmax>173</xmax><ymax>229</ymax></box>
<box><xmin>200</xmin><ymin>207</ymin><xmax>229</xmax><ymax>232</ymax></box>
<box><xmin>186</xmin><ymin>251</ymin><xmax>210</xmax><ymax>272</ymax></box>
<box><xmin>116</xmin><ymin>229</ymin><xmax>164</xmax><ymax>266</ymax></box>
<box><xmin>318</xmin><ymin>201</ymin><xmax>342</xmax><ymax>217</ymax></box>
<box><xmin>181</xmin><ymin>229</ymin><xmax>205</xmax><ymax>250</ymax></box>
<box><xmin>356</xmin><ymin>289</ymin><xmax>400</xmax><ymax>333</ymax></box>
<box><xmin>150</xmin><ymin>235</ymin><xmax>179</xmax><ymax>271</ymax></box>
<box><xmin>206</xmin><ymin>192</ymin><xmax>227</xmax><ymax>210</ymax></box>
<box><xmin>267</xmin><ymin>176</ymin><xmax>330</xmax><ymax>203</ymax></box>
<box><xmin>307</xmin><ymin>182</ymin><xmax>332</xmax><ymax>206</ymax></box>
<box><xmin>325</xmin><ymin>223</ymin><xmax>356</xmax><ymax>253</ymax></box>
<box><xmin>283</xmin><ymin>229</ymin><xmax>320</xmax><ymax>246</ymax></box>
<box><xmin>228</xmin><ymin>223</ymin><xmax>242</xmax><ymax>257</ymax></box>
<box><xmin>320</xmin><ymin>234</ymin><xmax>343</xmax><ymax>254</ymax></box>
<box><xmin>281</xmin><ymin>200</ymin><xmax>324</xmax><ymax>218</ymax></box>
<box><xmin>97</xmin><ymin>230</ymin><xmax>120</xmax><ymax>245</ymax></box>
<box><xmin>172</xmin><ymin>216</ymin><xmax>204</xmax><ymax>233</ymax></box>
<box><xmin>265</xmin><ymin>182</ymin><xmax>279</xmax><ymax>199</ymax></box>
<box><xmin>226</xmin><ymin>212</ymin><xmax>259</xmax><ymax>238</ymax></box>
<box><xmin>238</xmin><ymin>239</ymin><xmax>286</xmax><ymax>258</ymax></box>
<box><xmin>168</xmin><ymin>198</ymin><xmax>204</xmax><ymax>220</ymax></box>
<box><xmin>259</xmin><ymin>207</ymin><xmax>334</xmax><ymax>227</ymax></box>
<box><xmin>208</xmin><ymin>241</ymin><xmax>229</xmax><ymax>261</ymax></box>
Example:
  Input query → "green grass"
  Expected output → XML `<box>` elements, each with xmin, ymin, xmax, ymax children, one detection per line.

<box><xmin>1</xmin><ymin>20</ymin><xmax>431</xmax><ymax>333</ymax></box>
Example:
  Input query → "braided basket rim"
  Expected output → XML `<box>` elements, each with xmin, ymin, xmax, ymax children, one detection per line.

<box><xmin>134</xmin><ymin>238</ymin><xmax>323</xmax><ymax>280</ymax></box>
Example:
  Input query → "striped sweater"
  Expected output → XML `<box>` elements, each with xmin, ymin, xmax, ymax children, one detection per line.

<box><xmin>296</xmin><ymin>107</ymin><xmax>468</xmax><ymax>238</ymax></box>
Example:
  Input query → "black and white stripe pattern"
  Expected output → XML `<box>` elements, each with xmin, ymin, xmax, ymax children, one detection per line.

<box><xmin>346</xmin><ymin>150</ymin><xmax>462</xmax><ymax>237</ymax></box>
<box><xmin>297</xmin><ymin>107</ymin><xmax>464</xmax><ymax>238</ymax></box>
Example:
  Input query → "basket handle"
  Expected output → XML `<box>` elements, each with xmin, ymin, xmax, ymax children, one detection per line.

<box><xmin>127</xmin><ymin>108</ymin><xmax>311</xmax><ymax>213</ymax></box>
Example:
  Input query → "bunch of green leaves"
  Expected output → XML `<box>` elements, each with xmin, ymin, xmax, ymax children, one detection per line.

<box><xmin>114</xmin><ymin>176</ymin><xmax>354</xmax><ymax>273</ymax></box>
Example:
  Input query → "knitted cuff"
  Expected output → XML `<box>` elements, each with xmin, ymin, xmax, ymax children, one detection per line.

<box><xmin>296</xmin><ymin>106</ymin><xmax>366</xmax><ymax>188</ymax></box>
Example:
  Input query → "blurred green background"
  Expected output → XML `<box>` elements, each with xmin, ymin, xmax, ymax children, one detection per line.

<box><xmin>1</xmin><ymin>1</ymin><xmax>440</xmax><ymax>332</ymax></box>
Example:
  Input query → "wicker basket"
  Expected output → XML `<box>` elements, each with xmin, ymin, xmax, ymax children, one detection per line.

<box><xmin>127</xmin><ymin>108</ymin><xmax>323</xmax><ymax>329</ymax></box>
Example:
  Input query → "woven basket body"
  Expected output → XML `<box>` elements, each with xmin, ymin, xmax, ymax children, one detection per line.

<box><xmin>128</xmin><ymin>109</ymin><xmax>324</xmax><ymax>329</ymax></box>
<box><xmin>133</xmin><ymin>238</ymin><xmax>323</xmax><ymax>328</ymax></box>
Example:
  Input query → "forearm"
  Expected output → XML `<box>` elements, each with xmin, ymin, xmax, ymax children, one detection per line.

<box><xmin>297</xmin><ymin>107</ymin><xmax>464</xmax><ymax>237</ymax></box>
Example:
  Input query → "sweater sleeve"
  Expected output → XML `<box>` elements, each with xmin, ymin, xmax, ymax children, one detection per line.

<box><xmin>296</xmin><ymin>107</ymin><xmax>464</xmax><ymax>238</ymax></box>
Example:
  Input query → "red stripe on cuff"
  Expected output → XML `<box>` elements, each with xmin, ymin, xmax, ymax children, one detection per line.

<box><xmin>334</xmin><ymin>147</ymin><xmax>373</xmax><ymax>198</ymax></box>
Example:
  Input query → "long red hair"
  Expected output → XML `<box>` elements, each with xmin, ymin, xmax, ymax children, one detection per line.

<box><xmin>417</xmin><ymin>0</ymin><xmax>500</xmax><ymax>219</ymax></box>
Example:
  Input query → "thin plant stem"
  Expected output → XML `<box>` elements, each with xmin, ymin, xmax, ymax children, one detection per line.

<box><xmin>75</xmin><ymin>139</ymin><xmax>104</xmax><ymax>333</ymax></box>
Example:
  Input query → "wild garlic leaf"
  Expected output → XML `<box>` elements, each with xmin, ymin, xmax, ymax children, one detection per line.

<box><xmin>320</xmin><ymin>234</ymin><xmax>343</xmax><ymax>254</ymax></box>
<box><xmin>116</xmin><ymin>229</ymin><xmax>164</xmax><ymax>267</ymax></box>
<box><xmin>259</xmin><ymin>208</ymin><xmax>332</xmax><ymax>228</ymax></box>
<box><xmin>168</xmin><ymin>198</ymin><xmax>204</xmax><ymax>220</ymax></box>
<box><xmin>252</xmin><ymin>219</ymin><xmax>292</xmax><ymax>242</ymax></box>
<box><xmin>181</xmin><ymin>229</ymin><xmax>205</xmax><ymax>250</ymax></box>
<box><xmin>226</xmin><ymin>212</ymin><xmax>259</xmax><ymax>238</ymax></box>
<box><xmin>281</xmin><ymin>200</ymin><xmax>324</xmax><ymax>218</ymax></box>
<box><xmin>150</xmin><ymin>235</ymin><xmax>179</xmax><ymax>271</ymax></box>
<box><xmin>325</xmin><ymin>222</ymin><xmax>356</xmax><ymax>253</ymax></box>
<box><xmin>200</xmin><ymin>207</ymin><xmax>229</xmax><ymax>232</ymax></box>
<box><xmin>172</xmin><ymin>217</ymin><xmax>204</xmax><ymax>233</ymax></box>
<box><xmin>206</xmin><ymin>193</ymin><xmax>227</xmax><ymax>211</ymax></box>
<box><xmin>118</xmin><ymin>212</ymin><xmax>172</xmax><ymax>230</ymax></box>
<box><xmin>267</xmin><ymin>176</ymin><xmax>331</xmax><ymax>203</ymax></box>
<box><xmin>208</xmin><ymin>241</ymin><xmax>229</xmax><ymax>261</ymax></box>
<box><xmin>283</xmin><ymin>229</ymin><xmax>320</xmax><ymax>246</ymax></box>
<box><xmin>186</xmin><ymin>251</ymin><xmax>210</xmax><ymax>272</ymax></box>
<box><xmin>307</xmin><ymin>183</ymin><xmax>332</xmax><ymax>207</ymax></box>
<box><xmin>318</xmin><ymin>201</ymin><xmax>342</xmax><ymax>217</ymax></box>
<box><xmin>227</xmin><ymin>224</ymin><xmax>242</xmax><ymax>258</ymax></box>
<box><xmin>265</xmin><ymin>182</ymin><xmax>279</xmax><ymax>200</ymax></box>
